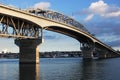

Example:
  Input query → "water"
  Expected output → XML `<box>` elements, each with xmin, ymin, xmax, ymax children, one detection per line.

<box><xmin>0</xmin><ymin>59</ymin><xmax>19</xmax><ymax>80</ymax></box>
<box><xmin>0</xmin><ymin>58</ymin><xmax>120</xmax><ymax>80</ymax></box>
<box><xmin>40</xmin><ymin>58</ymin><xmax>120</xmax><ymax>80</ymax></box>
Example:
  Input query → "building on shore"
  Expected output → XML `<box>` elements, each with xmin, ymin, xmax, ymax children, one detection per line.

<box><xmin>40</xmin><ymin>51</ymin><xmax>82</xmax><ymax>58</ymax></box>
<box><xmin>0</xmin><ymin>52</ymin><xmax>19</xmax><ymax>58</ymax></box>
<box><xmin>0</xmin><ymin>51</ymin><xmax>82</xmax><ymax>58</ymax></box>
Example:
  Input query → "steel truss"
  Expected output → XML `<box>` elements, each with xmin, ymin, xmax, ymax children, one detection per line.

<box><xmin>24</xmin><ymin>9</ymin><xmax>90</xmax><ymax>33</ymax></box>
<box><xmin>0</xmin><ymin>14</ymin><xmax>42</xmax><ymax>39</ymax></box>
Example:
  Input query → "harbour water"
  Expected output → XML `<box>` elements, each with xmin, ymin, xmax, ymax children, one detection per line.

<box><xmin>0</xmin><ymin>58</ymin><xmax>120</xmax><ymax>80</ymax></box>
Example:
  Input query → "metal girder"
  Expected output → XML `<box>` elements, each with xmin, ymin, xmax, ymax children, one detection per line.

<box><xmin>0</xmin><ymin>14</ymin><xmax>42</xmax><ymax>39</ymax></box>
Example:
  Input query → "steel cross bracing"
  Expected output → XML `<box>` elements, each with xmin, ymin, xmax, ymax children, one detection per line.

<box><xmin>24</xmin><ymin>9</ymin><xmax>90</xmax><ymax>34</ymax></box>
<box><xmin>0</xmin><ymin>14</ymin><xmax>42</xmax><ymax>39</ymax></box>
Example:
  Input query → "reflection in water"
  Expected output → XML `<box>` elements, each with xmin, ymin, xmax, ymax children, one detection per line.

<box><xmin>19</xmin><ymin>63</ymin><xmax>39</xmax><ymax>80</ymax></box>
<box><xmin>40</xmin><ymin>58</ymin><xmax>84</xmax><ymax>80</ymax></box>
<box><xmin>81</xmin><ymin>60</ymin><xmax>106</xmax><ymax>80</ymax></box>
<box><xmin>0</xmin><ymin>58</ymin><xmax>120</xmax><ymax>80</ymax></box>
<box><xmin>40</xmin><ymin>58</ymin><xmax>106</xmax><ymax>80</ymax></box>
<box><xmin>20</xmin><ymin>59</ymin><xmax>98</xmax><ymax>80</ymax></box>
<box><xmin>81</xmin><ymin>60</ymin><xmax>96</xmax><ymax>80</ymax></box>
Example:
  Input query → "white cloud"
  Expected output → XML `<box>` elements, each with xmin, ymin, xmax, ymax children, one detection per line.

<box><xmin>84</xmin><ymin>14</ymin><xmax>94</xmax><ymax>22</ymax></box>
<box><xmin>84</xmin><ymin>0</ymin><xmax>120</xmax><ymax>21</ymax></box>
<box><xmin>103</xmin><ymin>11</ymin><xmax>120</xmax><ymax>17</ymax></box>
<box><xmin>89</xmin><ymin>0</ymin><xmax>108</xmax><ymax>15</ymax></box>
<box><xmin>34</xmin><ymin>2</ymin><xmax>51</xmax><ymax>9</ymax></box>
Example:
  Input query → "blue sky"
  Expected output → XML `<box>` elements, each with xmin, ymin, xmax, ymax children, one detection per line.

<box><xmin>0</xmin><ymin>0</ymin><xmax>120</xmax><ymax>52</ymax></box>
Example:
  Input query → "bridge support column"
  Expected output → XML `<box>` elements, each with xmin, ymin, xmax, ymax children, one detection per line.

<box><xmin>108</xmin><ymin>53</ymin><xmax>119</xmax><ymax>58</ymax></box>
<box><xmin>15</xmin><ymin>39</ymin><xmax>42</xmax><ymax>64</ymax></box>
<box><xmin>81</xmin><ymin>47</ymin><xmax>94</xmax><ymax>60</ymax></box>
<box><xmin>99</xmin><ymin>53</ymin><xmax>106</xmax><ymax>59</ymax></box>
<box><xmin>15</xmin><ymin>39</ymin><xmax>41</xmax><ymax>80</ymax></box>
<box><xmin>106</xmin><ymin>53</ymin><xmax>111</xmax><ymax>58</ymax></box>
<box><xmin>98</xmin><ymin>51</ymin><xmax>107</xmax><ymax>59</ymax></box>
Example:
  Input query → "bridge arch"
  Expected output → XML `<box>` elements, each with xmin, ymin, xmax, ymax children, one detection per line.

<box><xmin>43</xmin><ymin>25</ymin><xmax>95</xmax><ymax>44</ymax></box>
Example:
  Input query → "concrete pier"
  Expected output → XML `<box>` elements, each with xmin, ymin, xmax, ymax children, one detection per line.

<box><xmin>106</xmin><ymin>53</ymin><xmax>111</xmax><ymax>58</ymax></box>
<box><xmin>15</xmin><ymin>39</ymin><xmax>42</xmax><ymax>64</ymax></box>
<box><xmin>98</xmin><ymin>50</ymin><xmax>112</xmax><ymax>59</ymax></box>
<box><xmin>81</xmin><ymin>47</ymin><xmax>93</xmax><ymax>60</ymax></box>
<box><xmin>15</xmin><ymin>39</ymin><xmax>41</xmax><ymax>80</ymax></box>
<box><xmin>99</xmin><ymin>54</ymin><xmax>106</xmax><ymax>59</ymax></box>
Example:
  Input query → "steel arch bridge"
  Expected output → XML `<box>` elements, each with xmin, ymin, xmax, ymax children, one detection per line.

<box><xmin>0</xmin><ymin>3</ymin><xmax>120</xmax><ymax>60</ymax></box>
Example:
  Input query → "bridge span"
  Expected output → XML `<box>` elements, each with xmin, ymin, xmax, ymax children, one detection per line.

<box><xmin>0</xmin><ymin>3</ymin><xmax>120</xmax><ymax>63</ymax></box>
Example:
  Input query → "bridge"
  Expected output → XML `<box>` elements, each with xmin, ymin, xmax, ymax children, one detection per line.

<box><xmin>0</xmin><ymin>3</ymin><xmax>120</xmax><ymax>64</ymax></box>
